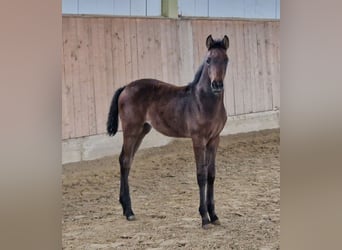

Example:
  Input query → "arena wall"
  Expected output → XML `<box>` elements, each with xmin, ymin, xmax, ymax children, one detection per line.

<box><xmin>62</xmin><ymin>16</ymin><xmax>280</xmax><ymax>163</ymax></box>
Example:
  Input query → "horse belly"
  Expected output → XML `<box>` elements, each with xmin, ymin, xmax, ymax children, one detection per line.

<box><xmin>147</xmin><ymin>111</ymin><xmax>190</xmax><ymax>138</ymax></box>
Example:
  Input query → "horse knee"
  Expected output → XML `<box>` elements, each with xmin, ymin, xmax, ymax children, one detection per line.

<box><xmin>119</xmin><ymin>151</ymin><xmax>132</xmax><ymax>169</ymax></box>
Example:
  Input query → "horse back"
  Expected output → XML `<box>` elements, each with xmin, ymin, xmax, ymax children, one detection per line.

<box><xmin>118</xmin><ymin>78</ymin><xmax>226</xmax><ymax>139</ymax></box>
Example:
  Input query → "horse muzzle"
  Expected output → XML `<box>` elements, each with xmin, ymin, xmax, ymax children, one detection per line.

<box><xmin>211</xmin><ymin>81</ymin><xmax>224</xmax><ymax>94</ymax></box>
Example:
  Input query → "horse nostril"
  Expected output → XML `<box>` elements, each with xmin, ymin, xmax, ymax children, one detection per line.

<box><xmin>212</xmin><ymin>81</ymin><xmax>218</xmax><ymax>88</ymax></box>
<box><xmin>211</xmin><ymin>81</ymin><xmax>224</xmax><ymax>94</ymax></box>
<box><xmin>212</xmin><ymin>81</ymin><xmax>223</xmax><ymax>89</ymax></box>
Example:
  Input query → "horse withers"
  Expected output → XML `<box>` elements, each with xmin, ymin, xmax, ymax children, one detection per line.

<box><xmin>107</xmin><ymin>35</ymin><xmax>230</xmax><ymax>229</ymax></box>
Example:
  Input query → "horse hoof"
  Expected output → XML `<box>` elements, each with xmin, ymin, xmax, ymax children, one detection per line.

<box><xmin>202</xmin><ymin>223</ymin><xmax>214</xmax><ymax>230</ymax></box>
<box><xmin>211</xmin><ymin>219</ymin><xmax>221</xmax><ymax>226</ymax></box>
<box><xmin>126</xmin><ymin>215</ymin><xmax>136</xmax><ymax>221</ymax></box>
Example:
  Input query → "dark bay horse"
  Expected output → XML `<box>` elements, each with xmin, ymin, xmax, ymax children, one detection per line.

<box><xmin>107</xmin><ymin>35</ymin><xmax>229</xmax><ymax>229</ymax></box>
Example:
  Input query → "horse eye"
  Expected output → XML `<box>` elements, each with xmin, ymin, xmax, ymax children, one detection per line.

<box><xmin>206</xmin><ymin>58</ymin><xmax>211</xmax><ymax>64</ymax></box>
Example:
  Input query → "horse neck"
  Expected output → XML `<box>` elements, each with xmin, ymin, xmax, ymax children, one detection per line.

<box><xmin>196</xmin><ymin>63</ymin><xmax>210</xmax><ymax>92</ymax></box>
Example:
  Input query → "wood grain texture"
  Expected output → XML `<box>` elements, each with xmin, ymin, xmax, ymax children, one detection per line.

<box><xmin>89</xmin><ymin>17</ymin><xmax>107</xmax><ymax>134</ymax></box>
<box><xmin>62</xmin><ymin>17</ymin><xmax>76</xmax><ymax>139</ymax></box>
<box><xmin>62</xmin><ymin>17</ymin><xmax>280</xmax><ymax>139</ymax></box>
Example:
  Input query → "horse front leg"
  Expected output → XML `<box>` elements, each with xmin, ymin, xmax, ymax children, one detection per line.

<box><xmin>192</xmin><ymin>137</ymin><xmax>211</xmax><ymax>229</ymax></box>
<box><xmin>206</xmin><ymin>136</ymin><xmax>220</xmax><ymax>225</ymax></box>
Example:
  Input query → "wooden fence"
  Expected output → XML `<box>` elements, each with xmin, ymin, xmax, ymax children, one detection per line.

<box><xmin>62</xmin><ymin>16</ymin><xmax>279</xmax><ymax>139</ymax></box>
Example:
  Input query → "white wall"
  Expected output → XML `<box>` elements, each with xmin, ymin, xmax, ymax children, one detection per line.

<box><xmin>62</xmin><ymin>0</ymin><xmax>161</xmax><ymax>16</ymax></box>
<box><xmin>179</xmin><ymin>0</ymin><xmax>280</xmax><ymax>19</ymax></box>
<box><xmin>62</xmin><ymin>0</ymin><xmax>280</xmax><ymax>19</ymax></box>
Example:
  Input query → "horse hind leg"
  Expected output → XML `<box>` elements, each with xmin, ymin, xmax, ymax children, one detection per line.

<box><xmin>133</xmin><ymin>123</ymin><xmax>152</xmax><ymax>154</ymax></box>
<box><xmin>119</xmin><ymin>123</ymin><xmax>151</xmax><ymax>220</ymax></box>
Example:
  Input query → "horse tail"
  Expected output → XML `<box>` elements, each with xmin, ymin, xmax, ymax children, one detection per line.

<box><xmin>107</xmin><ymin>86</ymin><xmax>126</xmax><ymax>136</ymax></box>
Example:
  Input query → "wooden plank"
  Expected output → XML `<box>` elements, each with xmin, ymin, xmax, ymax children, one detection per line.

<box><xmin>247</xmin><ymin>21</ymin><xmax>259</xmax><ymax>113</ymax></box>
<box><xmin>165</xmin><ymin>19</ymin><xmax>175</xmax><ymax>83</ymax></box>
<box><xmin>111</xmin><ymin>18</ymin><xmax>126</xmax><ymax>89</ymax></box>
<box><xmin>191</xmin><ymin>19</ymin><xmax>202</xmax><ymax>74</ymax></box>
<box><xmin>62</xmin><ymin>46</ymin><xmax>68</xmax><ymax>139</ymax></box>
<box><xmin>71</xmin><ymin>17</ymin><xmax>87</xmax><ymax>138</ymax></box>
<box><xmin>255</xmin><ymin>22</ymin><xmax>272</xmax><ymax>111</ymax></box>
<box><xmin>262</xmin><ymin>22</ymin><xmax>274</xmax><ymax>111</ymax></box>
<box><xmin>145</xmin><ymin>18</ymin><xmax>155</xmax><ymax>79</ymax></box>
<box><xmin>238</xmin><ymin>21</ymin><xmax>247</xmax><ymax>114</ymax></box>
<box><xmin>253</xmin><ymin>22</ymin><xmax>265</xmax><ymax>112</ymax></box>
<box><xmin>198</xmin><ymin>19</ymin><xmax>207</xmax><ymax>63</ymax></box>
<box><xmin>177</xmin><ymin>20</ymin><xmax>194</xmax><ymax>84</ymax></box>
<box><xmin>242</xmin><ymin>22</ymin><xmax>254</xmax><ymax>114</ymax></box>
<box><xmin>62</xmin><ymin>17</ymin><xmax>76</xmax><ymax>139</ymax></box>
<box><xmin>276</xmin><ymin>22</ymin><xmax>280</xmax><ymax>108</ymax></box>
<box><xmin>145</xmin><ymin>18</ymin><xmax>154</xmax><ymax>79</ymax></box>
<box><xmin>104</xmin><ymin>17</ymin><xmax>115</xmax><ymax>106</ymax></box>
<box><xmin>86</xmin><ymin>18</ymin><xmax>97</xmax><ymax>136</ymax></box>
<box><xmin>264</xmin><ymin>21</ymin><xmax>278</xmax><ymax>111</ymax></box>
<box><xmin>136</xmin><ymin>18</ymin><xmax>147</xmax><ymax>79</ymax></box>
<box><xmin>233</xmin><ymin>21</ymin><xmax>246</xmax><ymax>115</ymax></box>
<box><xmin>145</xmin><ymin>19</ymin><xmax>158</xmax><ymax>80</ymax></box>
<box><xmin>139</xmin><ymin>18</ymin><xmax>150</xmax><ymax>79</ymax></box>
<box><xmin>169</xmin><ymin>19</ymin><xmax>180</xmax><ymax>84</ymax></box>
<box><xmin>129</xmin><ymin>19</ymin><xmax>139</xmax><ymax>81</ymax></box>
<box><xmin>272</xmin><ymin>21</ymin><xmax>280</xmax><ymax>110</ymax></box>
<box><xmin>208</xmin><ymin>20</ymin><xmax>222</xmax><ymax>40</ymax></box>
<box><xmin>200</xmin><ymin>19</ymin><xmax>211</xmax><ymax>55</ymax></box>
<box><xmin>80</xmin><ymin>17</ymin><xmax>97</xmax><ymax>136</ymax></box>
<box><xmin>89</xmin><ymin>17</ymin><xmax>108</xmax><ymax>135</ymax></box>
<box><xmin>160</xmin><ymin>19</ymin><xmax>171</xmax><ymax>82</ymax></box>
<box><xmin>111</xmin><ymin>18</ymin><xmax>128</xmax><ymax>133</ymax></box>
<box><xmin>151</xmin><ymin>19</ymin><xmax>163</xmax><ymax>81</ymax></box>
<box><xmin>125</xmin><ymin>17</ymin><xmax>148</xmax><ymax>82</ymax></box>
<box><xmin>103</xmin><ymin>17</ymin><xmax>116</xmax><ymax>133</ymax></box>
<box><xmin>123</xmin><ymin>18</ymin><xmax>133</xmax><ymax>84</ymax></box>
<box><xmin>62</xmin><ymin>18</ymin><xmax>76</xmax><ymax>139</ymax></box>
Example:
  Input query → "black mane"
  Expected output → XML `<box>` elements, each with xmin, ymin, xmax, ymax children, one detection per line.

<box><xmin>185</xmin><ymin>61</ymin><xmax>205</xmax><ymax>91</ymax></box>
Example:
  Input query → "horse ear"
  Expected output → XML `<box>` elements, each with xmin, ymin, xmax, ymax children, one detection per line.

<box><xmin>206</xmin><ymin>34</ymin><xmax>214</xmax><ymax>49</ymax></box>
<box><xmin>222</xmin><ymin>35</ymin><xmax>229</xmax><ymax>50</ymax></box>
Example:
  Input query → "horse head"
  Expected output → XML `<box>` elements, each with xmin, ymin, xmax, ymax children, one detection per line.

<box><xmin>205</xmin><ymin>35</ymin><xmax>230</xmax><ymax>95</ymax></box>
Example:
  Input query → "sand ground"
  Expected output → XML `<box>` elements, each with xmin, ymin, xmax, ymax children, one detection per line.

<box><xmin>63</xmin><ymin>129</ymin><xmax>280</xmax><ymax>249</ymax></box>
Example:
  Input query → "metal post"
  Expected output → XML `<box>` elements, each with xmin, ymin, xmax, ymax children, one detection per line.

<box><xmin>162</xmin><ymin>0</ymin><xmax>178</xmax><ymax>18</ymax></box>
